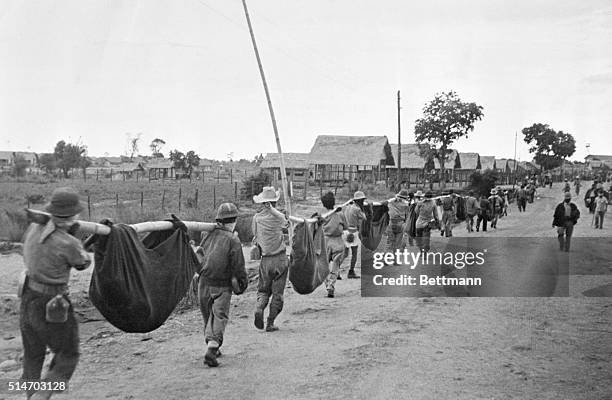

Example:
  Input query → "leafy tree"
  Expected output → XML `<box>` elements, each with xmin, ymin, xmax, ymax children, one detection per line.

<box><xmin>414</xmin><ymin>91</ymin><xmax>483</xmax><ymax>188</ymax></box>
<box><xmin>150</xmin><ymin>138</ymin><xmax>166</xmax><ymax>158</ymax></box>
<box><xmin>169</xmin><ymin>150</ymin><xmax>200</xmax><ymax>178</ymax></box>
<box><xmin>38</xmin><ymin>153</ymin><xmax>57</xmax><ymax>174</ymax></box>
<box><xmin>12</xmin><ymin>154</ymin><xmax>28</xmax><ymax>177</ymax></box>
<box><xmin>54</xmin><ymin>140</ymin><xmax>88</xmax><ymax>178</ymax></box>
<box><xmin>522</xmin><ymin>124</ymin><xmax>576</xmax><ymax>171</ymax></box>
<box><xmin>184</xmin><ymin>151</ymin><xmax>200</xmax><ymax>177</ymax></box>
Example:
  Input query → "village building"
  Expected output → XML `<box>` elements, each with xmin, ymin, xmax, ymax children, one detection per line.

<box><xmin>309</xmin><ymin>135</ymin><xmax>394</xmax><ymax>185</ymax></box>
<box><xmin>147</xmin><ymin>158</ymin><xmax>175</xmax><ymax>180</ymax></box>
<box><xmin>455</xmin><ymin>152</ymin><xmax>481</xmax><ymax>183</ymax></box>
<box><xmin>260</xmin><ymin>153</ymin><xmax>311</xmax><ymax>198</ymax></box>
<box><xmin>387</xmin><ymin>143</ymin><xmax>429</xmax><ymax>185</ymax></box>
<box><xmin>433</xmin><ymin>149</ymin><xmax>461</xmax><ymax>183</ymax></box>
<box><xmin>479</xmin><ymin>156</ymin><xmax>497</xmax><ymax>172</ymax></box>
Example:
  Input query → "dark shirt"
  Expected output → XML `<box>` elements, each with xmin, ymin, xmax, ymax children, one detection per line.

<box><xmin>198</xmin><ymin>225</ymin><xmax>247</xmax><ymax>289</ymax></box>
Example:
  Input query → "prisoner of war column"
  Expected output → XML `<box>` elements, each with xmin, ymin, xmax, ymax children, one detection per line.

<box><xmin>251</xmin><ymin>186</ymin><xmax>290</xmax><ymax>332</ymax></box>
<box><xmin>195</xmin><ymin>203</ymin><xmax>248</xmax><ymax>367</ymax></box>
<box><xmin>20</xmin><ymin>187</ymin><xmax>91</xmax><ymax>400</ymax></box>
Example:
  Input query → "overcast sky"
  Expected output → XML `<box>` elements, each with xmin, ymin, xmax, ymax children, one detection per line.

<box><xmin>1</xmin><ymin>0</ymin><xmax>611</xmax><ymax>161</ymax></box>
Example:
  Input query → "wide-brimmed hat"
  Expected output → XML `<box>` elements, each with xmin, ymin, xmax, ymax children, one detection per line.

<box><xmin>396</xmin><ymin>189</ymin><xmax>409</xmax><ymax>200</ymax></box>
<box><xmin>490</xmin><ymin>188</ymin><xmax>498</xmax><ymax>194</ymax></box>
<box><xmin>44</xmin><ymin>187</ymin><xmax>84</xmax><ymax>217</ymax></box>
<box><xmin>414</xmin><ymin>190</ymin><xmax>424</xmax><ymax>198</ymax></box>
<box><xmin>253</xmin><ymin>186</ymin><xmax>280</xmax><ymax>203</ymax></box>
<box><xmin>353</xmin><ymin>191</ymin><xmax>366</xmax><ymax>200</ymax></box>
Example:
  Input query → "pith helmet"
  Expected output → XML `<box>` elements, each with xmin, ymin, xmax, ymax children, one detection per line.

<box><xmin>353</xmin><ymin>191</ymin><xmax>366</xmax><ymax>200</ymax></box>
<box><xmin>253</xmin><ymin>186</ymin><xmax>280</xmax><ymax>203</ymax></box>
<box><xmin>216</xmin><ymin>203</ymin><xmax>238</xmax><ymax>221</ymax></box>
<box><xmin>44</xmin><ymin>187</ymin><xmax>84</xmax><ymax>217</ymax></box>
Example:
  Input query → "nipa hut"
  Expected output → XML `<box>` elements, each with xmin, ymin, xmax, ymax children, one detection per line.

<box><xmin>455</xmin><ymin>152</ymin><xmax>481</xmax><ymax>183</ymax></box>
<box><xmin>260</xmin><ymin>153</ymin><xmax>312</xmax><ymax>189</ymax></box>
<box><xmin>387</xmin><ymin>143</ymin><xmax>429</xmax><ymax>184</ymax></box>
<box><xmin>309</xmin><ymin>135</ymin><xmax>394</xmax><ymax>184</ymax></box>
<box><xmin>147</xmin><ymin>158</ymin><xmax>175</xmax><ymax>180</ymax></box>
<box><xmin>479</xmin><ymin>156</ymin><xmax>497</xmax><ymax>171</ymax></box>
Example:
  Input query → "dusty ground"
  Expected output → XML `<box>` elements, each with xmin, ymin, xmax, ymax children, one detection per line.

<box><xmin>0</xmin><ymin>182</ymin><xmax>610</xmax><ymax>399</ymax></box>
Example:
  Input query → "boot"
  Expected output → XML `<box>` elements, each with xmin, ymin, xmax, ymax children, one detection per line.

<box><xmin>327</xmin><ymin>288</ymin><xmax>335</xmax><ymax>298</ymax></box>
<box><xmin>254</xmin><ymin>308</ymin><xmax>264</xmax><ymax>330</ymax></box>
<box><xmin>347</xmin><ymin>269</ymin><xmax>360</xmax><ymax>279</ymax></box>
<box><xmin>265</xmin><ymin>318</ymin><xmax>279</xmax><ymax>332</ymax></box>
<box><xmin>204</xmin><ymin>346</ymin><xmax>219</xmax><ymax>367</ymax></box>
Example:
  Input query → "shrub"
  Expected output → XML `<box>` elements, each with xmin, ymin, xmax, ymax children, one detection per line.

<box><xmin>242</xmin><ymin>170</ymin><xmax>272</xmax><ymax>200</ymax></box>
<box><xmin>468</xmin><ymin>169</ymin><xmax>499</xmax><ymax>197</ymax></box>
<box><xmin>0</xmin><ymin>209</ymin><xmax>29</xmax><ymax>242</ymax></box>
<box><xmin>235</xmin><ymin>211</ymin><xmax>255</xmax><ymax>243</ymax></box>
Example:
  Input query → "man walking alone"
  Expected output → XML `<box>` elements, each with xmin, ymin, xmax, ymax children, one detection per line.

<box><xmin>552</xmin><ymin>192</ymin><xmax>580</xmax><ymax>252</ymax></box>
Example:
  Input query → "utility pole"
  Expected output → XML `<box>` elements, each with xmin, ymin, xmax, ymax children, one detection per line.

<box><xmin>397</xmin><ymin>90</ymin><xmax>402</xmax><ymax>188</ymax></box>
<box><xmin>513</xmin><ymin>131</ymin><xmax>517</xmax><ymax>188</ymax></box>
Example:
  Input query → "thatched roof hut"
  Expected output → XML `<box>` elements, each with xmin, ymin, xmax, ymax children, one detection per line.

<box><xmin>480</xmin><ymin>156</ymin><xmax>496</xmax><ymax>171</ymax></box>
<box><xmin>309</xmin><ymin>135</ymin><xmax>394</xmax><ymax>183</ymax></box>
<box><xmin>310</xmin><ymin>135</ymin><xmax>394</xmax><ymax>166</ymax></box>
<box><xmin>388</xmin><ymin>144</ymin><xmax>429</xmax><ymax>169</ymax></box>
<box><xmin>260</xmin><ymin>153</ymin><xmax>311</xmax><ymax>170</ymax></box>
<box><xmin>433</xmin><ymin>149</ymin><xmax>461</xmax><ymax>170</ymax></box>
<box><xmin>457</xmin><ymin>152</ymin><xmax>481</xmax><ymax>170</ymax></box>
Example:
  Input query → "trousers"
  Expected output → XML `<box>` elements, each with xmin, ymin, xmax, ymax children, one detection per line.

<box><xmin>256</xmin><ymin>252</ymin><xmax>288</xmax><ymax>321</ymax></box>
<box><xmin>198</xmin><ymin>283</ymin><xmax>232</xmax><ymax>348</ymax></box>
<box><xmin>557</xmin><ymin>221</ymin><xmax>574</xmax><ymax>251</ymax></box>
<box><xmin>20</xmin><ymin>285</ymin><xmax>79</xmax><ymax>398</ymax></box>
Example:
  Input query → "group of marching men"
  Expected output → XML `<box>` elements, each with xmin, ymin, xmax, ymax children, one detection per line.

<box><xmin>21</xmin><ymin>179</ymin><xmax>605</xmax><ymax>396</ymax></box>
<box><xmin>16</xmin><ymin>184</ymin><xmax>519</xmax><ymax>395</ymax></box>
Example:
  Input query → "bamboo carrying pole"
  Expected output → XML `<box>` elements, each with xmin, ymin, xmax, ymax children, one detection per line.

<box><xmin>241</xmin><ymin>0</ymin><xmax>292</xmax><ymax>233</ymax></box>
<box><xmin>26</xmin><ymin>209</ymin><xmax>216</xmax><ymax>236</ymax></box>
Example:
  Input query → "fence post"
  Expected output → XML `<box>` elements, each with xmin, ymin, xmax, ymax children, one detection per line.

<box><xmin>178</xmin><ymin>187</ymin><xmax>182</xmax><ymax>212</ymax></box>
<box><xmin>195</xmin><ymin>189</ymin><xmax>199</xmax><ymax>209</ymax></box>
<box><xmin>234</xmin><ymin>182</ymin><xmax>238</xmax><ymax>203</ymax></box>
<box><xmin>230</xmin><ymin>169</ymin><xmax>233</xmax><ymax>184</ymax></box>
<box><xmin>217</xmin><ymin>168</ymin><xmax>220</xmax><ymax>183</ymax></box>
<box><xmin>115</xmin><ymin>193</ymin><xmax>119</xmax><ymax>207</ymax></box>
<box><xmin>251</xmin><ymin>181</ymin><xmax>254</xmax><ymax>198</ymax></box>
<box><xmin>110</xmin><ymin>169</ymin><xmax>113</xmax><ymax>181</ymax></box>
<box><xmin>87</xmin><ymin>194</ymin><xmax>91</xmax><ymax>219</ymax></box>
<box><xmin>140</xmin><ymin>192</ymin><xmax>144</xmax><ymax>210</ymax></box>
<box><xmin>96</xmin><ymin>169</ymin><xmax>99</xmax><ymax>181</ymax></box>
<box><xmin>161</xmin><ymin>190</ymin><xmax>166</xmax><ymax>211</ymax></box>
<box><xmin>213</xmin><ymin>186</ymin><xmax>216</xmax><ymax>209</ymax></box>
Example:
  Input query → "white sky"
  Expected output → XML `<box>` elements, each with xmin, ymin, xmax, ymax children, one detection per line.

<box><xmin>1</xmin><ymin>0</ymin><xmax>611</xmax><ymax>161</ymax></box>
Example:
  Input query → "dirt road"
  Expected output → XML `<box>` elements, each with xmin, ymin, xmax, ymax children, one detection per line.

<box><xmin>0</xmin><ymin>183</ymin><xmax>610</xmax><ymax>399</ymax></box>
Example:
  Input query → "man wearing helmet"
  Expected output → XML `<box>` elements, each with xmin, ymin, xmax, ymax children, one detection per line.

<box><xmin>195</xmin><ymin>202</ymin><xmax>248</xmax><ymax>367</ymax></box>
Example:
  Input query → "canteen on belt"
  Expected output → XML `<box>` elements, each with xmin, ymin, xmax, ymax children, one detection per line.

<box><xmin>46</xmin><ymin>294</ymin><xmax>69</xmax><ymax>323</ymax></box>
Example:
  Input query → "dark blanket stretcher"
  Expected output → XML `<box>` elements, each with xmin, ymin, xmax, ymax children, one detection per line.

<box><xmin>90</xmin><ymin>222</ymin><xmax>199</xmax><ymax>333</ymax></box>
<box><xmin>289</xmin><ymin>221</ymin><xmax>329</xmax><ymax>294</ymax></box>
<box><xmin>360</xmin><ymin>203</ymin><xmax>390</xmax><ymax>251</ymax></box>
